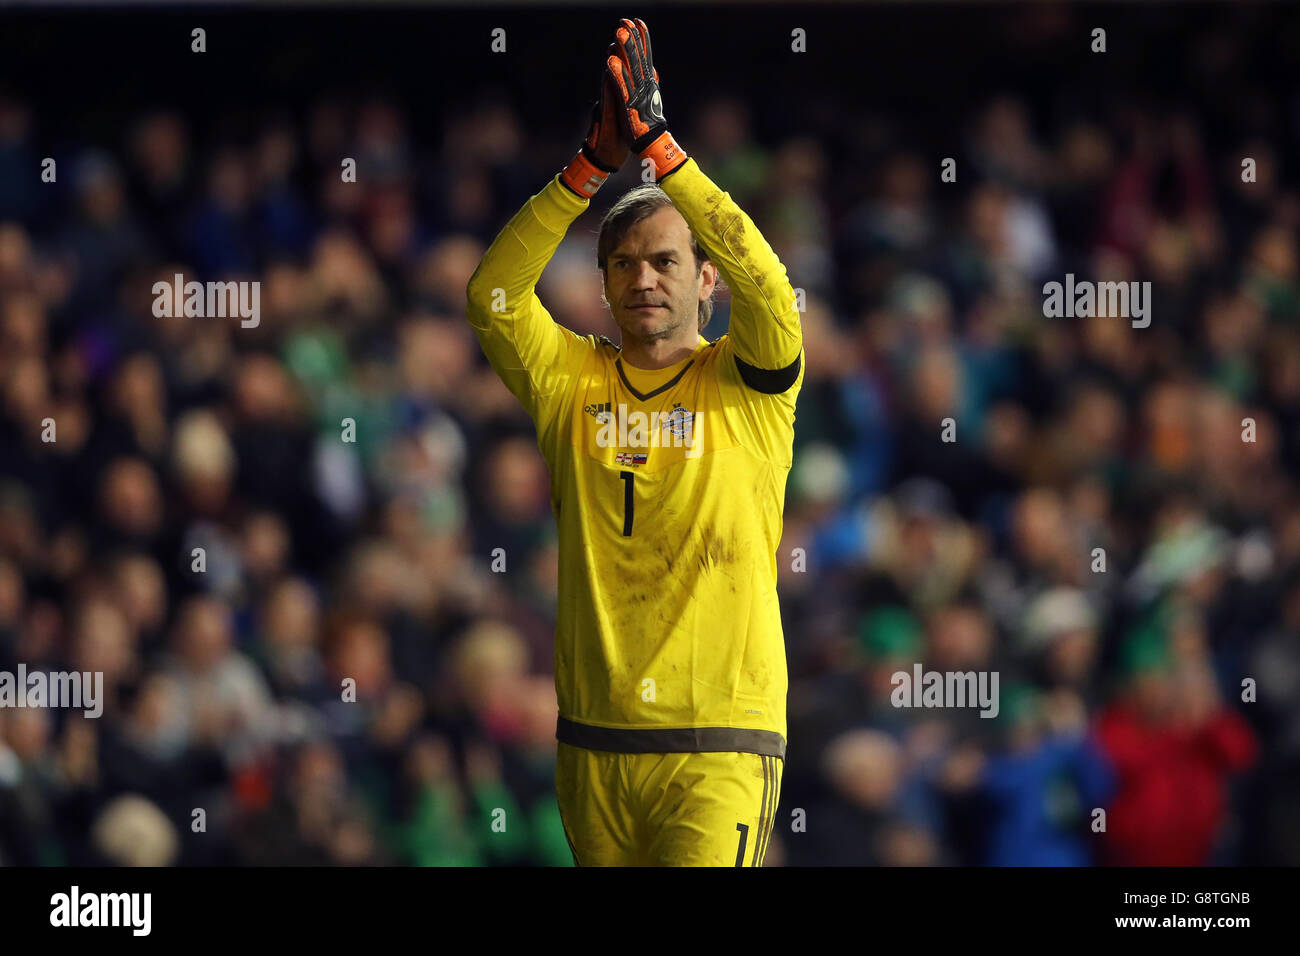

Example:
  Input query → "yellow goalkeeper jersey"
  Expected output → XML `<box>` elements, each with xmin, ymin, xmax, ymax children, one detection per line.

<box><xmin>466</xmin><ymin>159</ymin><xmax>803</xmax><ymax>760</ymax></box>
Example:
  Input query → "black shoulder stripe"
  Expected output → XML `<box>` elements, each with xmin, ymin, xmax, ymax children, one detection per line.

<box><xmin>734</xmin><ymin>351</ymin><xmax>801</xmax><ymax>394</ymax></box>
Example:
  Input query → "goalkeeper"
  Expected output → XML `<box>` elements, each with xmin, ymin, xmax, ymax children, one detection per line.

<box><xmin>465</xmin><ymin>18</ymin><xmax>804</xmax><ymax>866</ymax></box>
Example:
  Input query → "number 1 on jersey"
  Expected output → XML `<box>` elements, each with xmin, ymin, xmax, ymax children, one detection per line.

<box><xmin>620</xmin><ymin>470</ymin><xmax>634</xmax><ymax>536</ymax></box>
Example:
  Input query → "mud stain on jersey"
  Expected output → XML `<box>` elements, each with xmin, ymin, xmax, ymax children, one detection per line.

<box><xmin>695</xmin><ymin>525</ymin><xmax>738</xmax><ymax>574</ymax></box>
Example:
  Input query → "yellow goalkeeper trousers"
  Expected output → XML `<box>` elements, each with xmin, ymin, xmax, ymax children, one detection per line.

<box><xmin>555</xmin><ymin>742</ymin><xmax>782</xmax><ymax>866</ymax></box>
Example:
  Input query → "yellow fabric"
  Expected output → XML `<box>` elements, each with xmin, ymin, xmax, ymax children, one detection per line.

<box><xmin>556</xmin><ymin>743</ymin><xmax>783</xmax><ymax>866</ymax></box>
<box><xmin>466</xmin><ymin>158</ymin><xmax>804</xmax><ymax>753</ymax></box>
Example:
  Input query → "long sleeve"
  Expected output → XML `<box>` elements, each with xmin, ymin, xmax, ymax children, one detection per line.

<box><xmin>659</xmin><ymin>159</ymin><xmax>803</xmax><ymax>384</ymax></box>
<box><xmin>465</xmin><ymin>175</ymin><xmax>597</xmax><ymax>432</ymax></box>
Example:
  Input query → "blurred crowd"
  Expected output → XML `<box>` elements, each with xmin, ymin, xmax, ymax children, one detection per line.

<box><xmin>2</xmin><ymin>7</ymin><xmax>1299</xmax><ymax>866</ymax></box>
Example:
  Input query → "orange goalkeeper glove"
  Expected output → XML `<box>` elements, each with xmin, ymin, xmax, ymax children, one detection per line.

<box><xmin>560</xmin><ymin>50</ymin><xmax>631</xmax><ymax>199</ymax></box>
<box><xmin>605</xmin><ymin>17</ymin><xmax>688</xmax><ymax>181</ymax></box>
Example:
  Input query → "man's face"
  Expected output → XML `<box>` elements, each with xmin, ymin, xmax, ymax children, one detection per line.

<box><xmin>603</xmin><ymin>206</ymin><xmax>717</xmax><ymax>346</ymax></box>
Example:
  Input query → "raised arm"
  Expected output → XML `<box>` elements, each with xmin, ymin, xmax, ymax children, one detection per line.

<box><xmin>465</xmin><ymin>178</ymin><xmax>591</xmax><ymax>429</ymax></box>
<box><xmin>661</xmin><ymin>160</ymin><xmax>803</xmax><ymax>388</ymax></box>
<box><xmin>605</xmin><ymin>17</ymin><xmax>802</xmax><ymax>394</ymax></box>
<box><xmin>465</xmin><ymin>64</ymin><xmax>631</xmax><ymax>430</ymax></box>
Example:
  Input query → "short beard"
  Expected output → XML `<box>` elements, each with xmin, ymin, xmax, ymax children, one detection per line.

<box><xmin>615</xmin><ymin>307</ymin><xmax>690</xmax><ymax>347</ymax></box>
